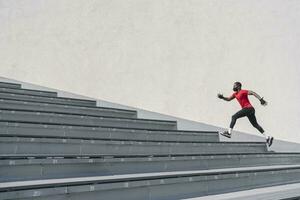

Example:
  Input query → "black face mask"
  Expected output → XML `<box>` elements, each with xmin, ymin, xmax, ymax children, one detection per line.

<box><xmin>233</xmin><ymin>87</ymin><xmax>238</xmax><ymax>92</ymax></box>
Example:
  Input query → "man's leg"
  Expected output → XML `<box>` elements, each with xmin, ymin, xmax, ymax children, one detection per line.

<box><xmin>247</xmin><ymin>111</ymin><xmax>265</xmax><ymax>133</ymax></box>
<box><xmin>229</xmin><ymin>108</ymin><xmax>249</xmax><ymax>133</ymax></box>
<box><xmin>247</xmin><ymin>108</ymin><xmax>274</xmax><ymax>147</ymax></box>
<box><xmin>220</xmin><ymin>108</ymin><xmax>249</xmax><ymax>138</ymax></box>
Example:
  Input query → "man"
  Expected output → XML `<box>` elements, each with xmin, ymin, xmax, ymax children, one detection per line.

<box><xmin>218</xmin><ymin>82</ymin><xmax>274</xmax><ymax>147</ymax></box>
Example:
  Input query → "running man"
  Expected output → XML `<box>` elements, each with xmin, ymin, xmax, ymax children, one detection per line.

<box><xmin>217</xmin><ymin>82</ymin><xmax>274</xmax><ymax>147</ymax></box>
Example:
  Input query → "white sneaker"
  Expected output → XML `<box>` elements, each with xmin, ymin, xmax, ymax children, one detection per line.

<box><xmin>219</xmin><ymin>131</ymin><xmax>231</xmax><ymax>138</ymax></box>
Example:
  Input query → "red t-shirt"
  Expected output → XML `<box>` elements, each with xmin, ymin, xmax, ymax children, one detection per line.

<box><xmin>230</xmin><ymin>90</ymin><xmax>253</xmax><ymax>108</ymax></box>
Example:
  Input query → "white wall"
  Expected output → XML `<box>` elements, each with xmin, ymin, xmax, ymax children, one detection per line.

<box><xmin>0</xmin><ymin>0</ymin><xmax>299</xmax><ymax>142</ymax></box>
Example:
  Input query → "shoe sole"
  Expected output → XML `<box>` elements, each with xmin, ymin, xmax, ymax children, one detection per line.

<box><xmin>219</xmin><ymin>132</ymin><xmax>231</xmax><ymax>138</ymax></box>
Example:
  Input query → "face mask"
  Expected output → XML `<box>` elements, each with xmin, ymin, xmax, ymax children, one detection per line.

<box><xmin>233</xmin><ymin>86</ymin><xmax>238</xmax><ymax>91</ymax></box>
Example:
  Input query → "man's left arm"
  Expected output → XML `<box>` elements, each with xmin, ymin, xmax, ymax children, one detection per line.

<box><xmin>248</xmin><ymin>90</ymin><xmax>267</xmax><ymax>106</ymax></box>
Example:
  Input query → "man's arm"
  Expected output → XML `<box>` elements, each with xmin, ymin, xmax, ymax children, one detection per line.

<box><xmin>217</xmin><ymin>93</ymin><xmax>235</xmax><ymax>101</ymax></box>
<box><xmin>248</xmin><ymin>90</ymin><xmax>267</xmax><ymax>106</ymax></box>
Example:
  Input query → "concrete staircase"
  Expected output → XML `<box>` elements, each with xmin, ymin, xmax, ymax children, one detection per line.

<box><xmin>0</xmin><ymin>81</ymin><xmax>300</xmax><ymax>200</ymax></box>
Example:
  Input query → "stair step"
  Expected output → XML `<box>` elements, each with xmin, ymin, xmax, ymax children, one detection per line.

<box><xmin>0</xmin><ymin>87</ymin><xmax>57</xmax><ymax>98</ymax></box>
<box><xmin>1</xmin><ymin>165</ymin><xmax>300</xmax><ymax>199</ymax></box>
<box><xmin>0</xmin><ymin>82</ymin><xmax>21</xmax><ymax>89</ymax></box>
<box><xmin>0</xmin><ymin>99</ymin><xmax>137</xmax><ymax>118</ymax></box>
<box><xmin>0</xmin><ymin>122</ymin><xmax>218</xmax><ymax>142</ymax></box>
<box><xmin>0</xmin><ymin>153</ymin><xmax>300</xmax><ymax>182</ymax></box>
<box><xmin>0</xmin><ymin>92</ymin><xmax>96</xmax><ymax>107</ymax></box>
<box><xmin>0</xmin><ymin>136</ymin><xmax>267</xmax><ymax>155</ymax></box>
<box><xmin>0</xmin><ymin>110</ymin><xmax>177</xmax><ymax>130</ymax></box>
<box><xmin>184</xmin><ymin>182</ymin><xmax>300</xmax><ymax>200</ymax></box>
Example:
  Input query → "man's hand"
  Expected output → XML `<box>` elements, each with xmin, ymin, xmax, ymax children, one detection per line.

<box><xmin>217</xmin><ymin>93</ymin><xmax>224</xmax><ymax>99</ymax></box>
<box><xmin>218</xmin><ymin>93</ymin><xmax>234</xmax><ymax>101</ymax></box>
<box><xmin>260</xmin><ymin>97</ymin><xmax>268</xmax><ymax>106</ymax></box>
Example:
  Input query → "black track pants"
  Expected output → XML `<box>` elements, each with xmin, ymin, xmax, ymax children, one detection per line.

<box><xmin>230</xmin><ymin>107</ymin><xmax>265</xmax><ymax>133</ymax></box>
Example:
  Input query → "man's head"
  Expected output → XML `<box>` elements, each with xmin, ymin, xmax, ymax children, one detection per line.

<box><xmin>233</xmin><ymin>82</ymin><xmax>242</xmax><ymax>92</ymax></box>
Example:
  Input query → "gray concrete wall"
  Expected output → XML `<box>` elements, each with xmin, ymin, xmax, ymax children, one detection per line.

<box><xmin>0</xmin><ymin>0</ymin><xmax>299</xmax><ymax>144</ymax></box>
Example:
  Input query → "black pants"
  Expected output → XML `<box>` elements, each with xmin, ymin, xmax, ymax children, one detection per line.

<box><xmin>230</xmin><ymin>107</ymin><xmax>264</xmax><ymax>133</ymax></box>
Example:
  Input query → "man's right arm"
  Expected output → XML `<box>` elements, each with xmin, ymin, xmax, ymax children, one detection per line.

<box><xmin>217</xmin><ymin>93</ymin><xmax>235</xmax><ymax>101</ymax></box>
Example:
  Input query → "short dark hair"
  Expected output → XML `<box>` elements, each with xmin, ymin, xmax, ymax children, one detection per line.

<box><xmin>234</xmin><ymin>82</ymin><xmax>242</xmax><ymax>88</ymax></box>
